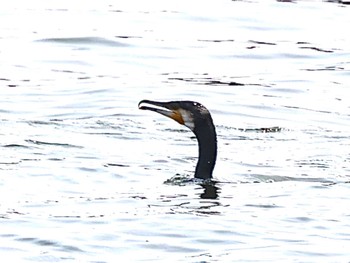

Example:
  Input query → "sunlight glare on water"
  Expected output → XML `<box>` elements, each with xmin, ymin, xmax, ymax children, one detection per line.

<box><xmin>1</xmin><ymin>0</ymin><xmax>350</xmax><ymax>262</ymax></box>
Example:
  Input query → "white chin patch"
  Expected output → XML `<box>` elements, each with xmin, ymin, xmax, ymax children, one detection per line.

<box><xmin>179</xmin><ymin>109</ymin><xmax>195</xmax><ymax>131</ymax></box>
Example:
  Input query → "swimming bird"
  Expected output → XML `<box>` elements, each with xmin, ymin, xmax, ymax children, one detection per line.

<box><xmin>138</xmin><ymin>100</ymin><xmax>217</xmax><ymax>180</ymax></box>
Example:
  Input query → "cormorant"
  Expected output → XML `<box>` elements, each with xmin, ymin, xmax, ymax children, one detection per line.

<box><xmin>138</xmin><ymin>100</ymin><xmax>217</xmax><ymax>180</ymax></box>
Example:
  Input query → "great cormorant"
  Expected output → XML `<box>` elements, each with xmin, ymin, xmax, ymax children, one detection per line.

<box><xmin>138</xmin><ymin>100</ymin><xmax>217</xmax><ymax>180</ymax></box>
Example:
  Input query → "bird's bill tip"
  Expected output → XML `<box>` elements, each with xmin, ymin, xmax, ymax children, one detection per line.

<box><xmin>138</xmin><ymin>99</ymin><xmax>152</xmax><ymax>109</ymax></box>
<box><xmin>138</xmin><ymin>100</ymin><xmax>166</xmax><ymax>111</ymax></box>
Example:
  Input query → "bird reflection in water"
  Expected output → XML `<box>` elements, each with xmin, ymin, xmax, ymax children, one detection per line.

<box><xmin>199</xmin><ymin>182</ymin><xmax>220</xmax><ymax>199</ymax></box>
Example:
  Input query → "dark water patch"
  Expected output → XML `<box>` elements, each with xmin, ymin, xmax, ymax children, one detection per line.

<box><xmin>0</xmin><ymin>234</ymin><xmax>16</xmax><ymax>238</ymax></box>
<box><xmin>155</xmin><ymin>197</ymin><xmax>224</xmax><ymax>216</ymax></box>
<box><xmin>86</xmin><ymin>214</ymin><xmax>106</xmax><ymax>219</ymax></box>
<box><xmin>77</xmin><ymin>76</ymin><xmax>91</xmax><ymax>80</ymax></box>
<box><xmin>320</xmin><ymin>0</ymin><xmax>350</xmax><ymax>5</ymax></box>
<box><xmin>37</xmin><ymin>37</ymin><xmax>130</xmax><ymax>48</ymax></box>
<box><xmin>78</xmin><ymin>167</ymin><xmax>99</xmax><ymax>173</ymax></box>
<box><xmin>0</xmin><ymin>161</ymin><xmax>21</xmax><ymax>165</ymax></box>
<box><xmin>249</xmin><ymin>40</ymin><xmax>277</xmax><ymax>46</ymax></box>
<box><xmin>166</xmin><ymin>73</ymin><xmax>272</xmax><ymax>87</ymax></box>
<box><xmin>16</xmin><ymin>237</ymin><xmax>36</xmax><ymax>242</ymax></box>
<box><xmin>51</xmin><ymin>68</ymin><xmax>86</xmax><ymax>74</ymax></box>
<box><xmin>296</xmin><ymin>41</ymin><xmax>310</xmax><ymax>45</ymax></box>
<box><xmin>85</xmin><ymin>132</ymin><xmax>124</xmax><ymax>137</ymax></box>
<box><xmin>291</xmin><ymin>249</ymin><xmax>343</xmax><ymax>258</ymax></box>
<box><xmin>322</xmin><ymin>133</ymin><xmax>350</xmax><ymax>140</ymax></box>
<box><xmin>299</xmin><ymin>46</ymin><xmax>334</xmax><ymax>53</ymax></box>
<box><xmin>339</xmin><ymin>0</ymin><xmax>350</xmax><ymax>5</ymax></box>
<box><xmin>282</xmin><ymin>105</ymin><xmax>334</xmax><ymax>115</ymax></box>
<box><xmin>245</xmin><ymin>204</ymin><xmax>281</xmax><ymax>209</ymax></box>
<box><xmin>49</xmin><ymin>118</ymin><xmax>64</xmax><ymax>122</ymax></box>
<box><xmin>167</xmin><ymin>77</ymin><xmax>200</xmax><ymax>83</ymax></box>
<box><xmin>21</xmin><ymin>158</ymin><xmax>41</xmax><ymax>162</ymax></box>
<box><xmin>288</xmin><ymin>216</ymin><xmax>314</xmax><ymax>223</ymax></box>
<box><xmin>189</xmin><ymin>210</ymin><xmax>222</xmax><ymax>216</ymax></box>
<box><xmin>75</xmin><ymin>155</ymin><xmax>99</xmax><ymax>160</ymax></box>
<box><xmin>248</xmin><ymin>174</ymin><xmax>334</xmax><ymax>184</ymax></box>
<box><xmin>205</xmin><ymin>80</ymin><xmax>245</xmax><ymax>86</ymax></box>
<box><xmin>242</xmin><ymin>126</ymin><xmax>283</xmax><ymax>133</ymax></box>
<box><xmin>115</xmin><ymin>35</ymin><xmax>141</xmax><ymax>39</ymax></box>
<box><xmin>3</xmin><ymin>209</ymin><xmax>25</xmax><ymax>217</ymax></box>
<box><xmin>105</xmin><ymin>163</ymin><xmax>130</xmax><ymax>167</ymax></box>
<box><xmin>16</xmin><ymin>237</ymin><xmax>83</xmax><ymax>252</ymax></box>
<box><xmin>93</xmin><ymin>119</ymin><xmax>135</xmax><ymax>129</ymax></box>
<box><xmin>25</xmin><ymin>139</ymin><xmax>83</xmax><ymax>149</ymax></box>
<box><xmin>130</xmin><ymin>195</ymin><xmax>147</xmax><ymax>200</ymax></box>
<box><xmin>297</xmin><ymin>42</ymin><xmax>335</xmax><ymax>53</ymax></box>
<box><xmin>27</xmin><ymin>120</ymin><xmax>65</xmax><ymax>127</ymax></box>
<box><xmin>50</xmin><ymin>115</ymin><xmax>94</xmax><ymax>121</ymax></box>
<box><xmin>218</xmin><ymin>125</ymin><xmax>285</xmax><ymax>134</ymax></box>
<box><xmin>276</xmin><ymin>0</ymin><xmax>297</xmax><ymax>3</ymax></box>
<box><xmin>295</xmin><ymin>159</ymin><xmax>330</xmax><ymax>169</ymax></box>
<box><xmin>52</xmin><ymin>213</ymin><xmax>105</xmax><ymax>221</ymax></box>
<box><xmin>140</xmin><ymin>242</ymin><xmax>202</xmax><ymax>253</ymax></box>
<box><xmin>246</xmin><ymin>45</ymin><xmax>257</xmax><ymax>49</ymax></box>
<box><xmin>79</xmin><ymin>119</ymin><xmax>144</xmax><ymax>139</ymax></box>
<box><xmin>44</xmin><ymin>200</ymin><xmax>59</xmax><ymax>204</ymax></box>
<box><xmin>198</xmin><ymin>39</ymin><xmax>235</xmax><ymax>43</ymax></box>
<box><xmin>303</xmin><ymin>65</ymin><xmax>345</xmax><ymax>71</ymax></box>
<box><xmin>168</xmin><ymin>77</ymin><xmax>245</xmax><ymax>86</ymax></box>
<box><xmin>312</xmin><ymin>182</ymin><xmax>338</xmax><ymax>188</ymax></box>
<box><xmin>220</xmin><ymin>135</ymin><xmax>270</xmax><ymax>142</ymax></box>
<box><xmin>0</xmin><ymin>78</ymin><xmax>29</xmax><ymax>86</ymax></box>
<box><xmin>2</xmin><ymin>144</ymin><xmax>30</xmax><ymax>149</ymax></box>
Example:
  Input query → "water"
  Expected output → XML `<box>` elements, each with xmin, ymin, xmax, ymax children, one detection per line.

<box><xmin>1</xmin><ymin>0</ymin><xmax>350</xmax><ymax>262</ymax></box>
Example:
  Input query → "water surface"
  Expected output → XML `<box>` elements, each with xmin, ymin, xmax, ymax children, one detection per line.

<box><xmin>1</xmin><ymin>0</ymin><xmax>350</xmax><ymax>262</ymax></box>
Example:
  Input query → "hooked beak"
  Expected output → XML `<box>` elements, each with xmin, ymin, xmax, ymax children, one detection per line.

<box><xmin>138</xmin><ymin>100</ymin><xmax>185</xmax><ymax>125</ymax></box>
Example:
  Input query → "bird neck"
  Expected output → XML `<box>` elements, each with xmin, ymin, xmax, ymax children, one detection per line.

<box><xmin>194</xmin><ymin>126</ymin><xmax>217</xmax><ymax>180</ymax></box>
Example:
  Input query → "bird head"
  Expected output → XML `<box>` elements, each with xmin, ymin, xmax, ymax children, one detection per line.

<box><xmin>138</xmin><ymin>99</ymin><xmax>217</xmax><ymax>180</ymax></box>
<box><xmin>138</xmin><ymin>100</ymin><xmax>213</xmax><ymax>132</ymax></box>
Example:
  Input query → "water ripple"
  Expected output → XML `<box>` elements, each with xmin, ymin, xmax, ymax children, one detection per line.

<box><xmin>37</xmin><ymin>37</ymin><xmax>130</xmax><ymax>48</ymax></box>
